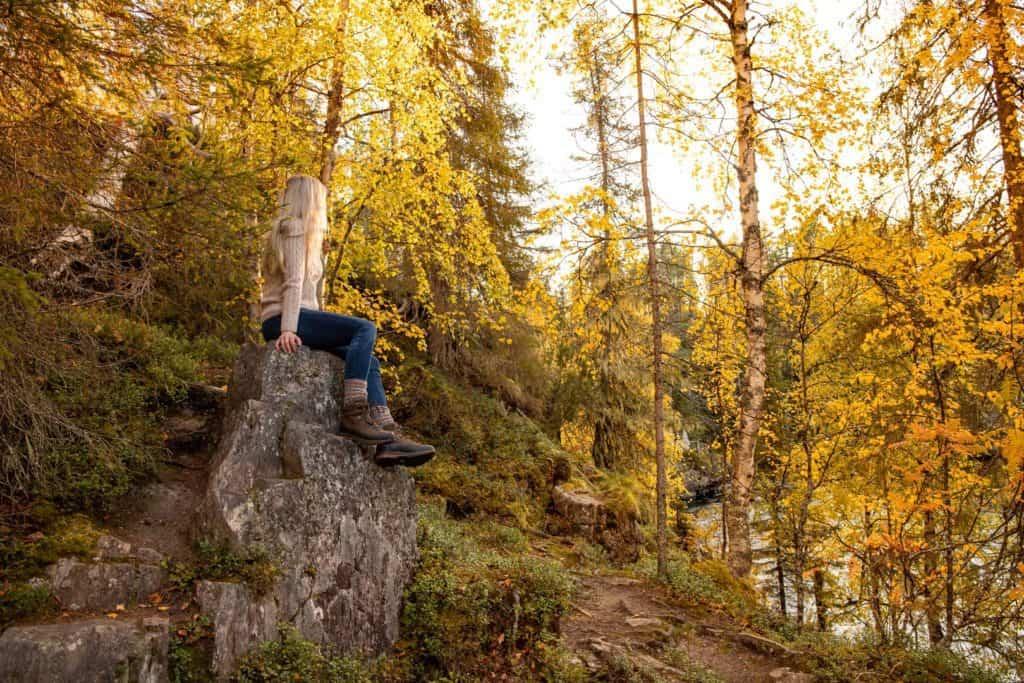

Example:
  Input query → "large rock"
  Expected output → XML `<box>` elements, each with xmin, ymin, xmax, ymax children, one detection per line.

<box><xmin>0</xmin><ymin>617</ymin><xmax>169</xmax><ymax>683</ymax></box>
<box><xmin>195</xmin><ymin>344</ymin><xmax>418</xmax><ymax>677</ymax></box>
<box><xmin>47</xmin><ymin>558</ymin><xmax>167</xmax><ymax>612</ymax></box>
<box><xmin>550</xmin><ymin>485</ymin><xmax>642</xmax><ymax>564</ymax></box>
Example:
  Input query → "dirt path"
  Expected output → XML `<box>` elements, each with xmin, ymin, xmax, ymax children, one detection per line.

<box><xmin>106</xmin><ymin>401</ymin><xmax>221</xmax><ymax>562</ymax></box>
<box><xmin>563</xmin><ymin>573</ymin><xmax>812</xmax><ymax>682</ymax></box>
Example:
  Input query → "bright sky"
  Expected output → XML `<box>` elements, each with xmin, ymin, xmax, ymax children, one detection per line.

<box><xmin>499</xmin><ymin>1</ymin><xmax>887</xmax><ymax>240</ymax></box>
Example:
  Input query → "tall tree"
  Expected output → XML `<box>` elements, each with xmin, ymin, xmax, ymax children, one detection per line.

<box><xmin>319</xmin><ymin>0</ymin><xmax>353</xmax><ymax>186</ymax></box>
<box><xmin>982</xmin><ymin>0</ymin><xmax>1024</xmax><ymax>267</ymax></box>
<box><xmin>631</xmin><ymin>0</ymin><xmax>669</xmax><ymax>576</ymax></box>
<box><xmin>699</xmin><ymin>0</ymin><xmax>768</xmax><ymax>578</ymax></box>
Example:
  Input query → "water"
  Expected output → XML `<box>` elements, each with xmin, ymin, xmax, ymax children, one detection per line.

<box><xmin>686</xmin><ymin>499</ymin><xmax>853</xmax><ymax>629</ymax></box>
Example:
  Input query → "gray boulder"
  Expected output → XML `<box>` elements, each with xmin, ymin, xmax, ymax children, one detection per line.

<box><xmin>195</xmin><ymin>344</ymin><xmax>418</xmax><ymax>676</ymax></box>
<box><xmin>47</xmin><ymin>558</ymin><xmax>167</xmax><ymax>612</ymax></box>
<box><xmin>0</xmin><ymin>617</ymin><xmax>169</xmax><ymax>683</ymax></box>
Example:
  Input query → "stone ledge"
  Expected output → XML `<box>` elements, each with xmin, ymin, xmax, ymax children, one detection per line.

<box><xmin>0</xmin><ymin>616</ymin><xmax>169</xmax><ymax>683</ymax></box>
<box><xmin>47</xmin><ymin>558</ymin><xmax>167</xmax><ymax>612</ymax></box>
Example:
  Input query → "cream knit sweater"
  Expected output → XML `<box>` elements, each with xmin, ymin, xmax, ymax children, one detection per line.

<box><xmin>259</xmin><ymin>221</ymin><xmax>324</xmax><ymax>333</ymax></box>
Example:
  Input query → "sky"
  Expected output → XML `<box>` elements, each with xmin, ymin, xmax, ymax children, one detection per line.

<box><xmin>498</xmin><ymin>1</ymin><xmax>885</xmax><ymax>239</ymax></box>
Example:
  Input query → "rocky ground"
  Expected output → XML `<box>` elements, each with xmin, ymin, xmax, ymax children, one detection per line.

<box><xmin>563</xmin><ymin>572</ymin><xmax>812</xmax><ymax>682</ymax></box>
<box><xmin>0</xmin><ymin>346</ymin><xmax>418</xmax><ymax>682</ymax></box>
<box><xmin>0</xmin><ymin>345</ymin><xmax>815</xmax><ymax>683</ymax></box>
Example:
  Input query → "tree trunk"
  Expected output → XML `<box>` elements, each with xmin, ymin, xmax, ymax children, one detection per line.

<box><xmin>795</xmin><ymin>543</ymin><xmax>806</xmax><ymax>627</ymax></box>
<box><xmin>319</xmin><ymin>0</ymin><xmax>352</xmax><ymax>186</ymax></box>
<box><xmin>812</xmin><ymin>568</ymin><xmax>827</xmax><ymax>631</ymax></box>
<box><xmin>723</xmin><ymin>0</ymin><xmax>768</xmax><ymax>579</ymax></box>
<box><xmin>774</xmin><ymin>528</ymin><xmax>787</xmax><ymax>616</ymax></box>
<box><xmin>592</xmin><ymin>416</ymin><xmax>615</xmax><ymax>470</ymax></box>
<box><xmin>923</xmin><ymin>508</ymin><xmax>945</xmax><ymax>644</ymax></box>
<box><xmin>631</xmin><ymin>0</ymin><xmax>668</xmax><ymax>577</ymax></box>
<box><xmin>589</xmin><ymin>34</ymin><xmax>618</xmax><ymax>472</ymax></box>
<box><xmin>983</xmin><ymin>0</ymin><xmax>1024</xmax><ymax>267</ymax></box>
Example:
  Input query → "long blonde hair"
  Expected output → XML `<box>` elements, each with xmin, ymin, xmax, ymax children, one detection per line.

<box><xmin>262</xmin><ymin>174</ymin><xmax>328</xmax><ymax>276</ymax></box>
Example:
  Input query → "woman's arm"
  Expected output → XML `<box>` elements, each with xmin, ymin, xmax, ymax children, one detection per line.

<box><xmin>279</xmin><ymin>217</ymin><xmax>306</xmax><ymax>334</ymax></box>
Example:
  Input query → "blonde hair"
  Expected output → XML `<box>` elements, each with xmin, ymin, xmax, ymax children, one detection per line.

<box><xmin>262</xmin><ymin>174</ymin><xmax>328</xmax><ymax>276</ymax></box>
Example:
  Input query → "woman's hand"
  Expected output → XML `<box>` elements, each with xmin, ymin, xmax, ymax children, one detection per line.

<box><xmin>275</xmin><ymin>331</ymin><xmax>302</xmax><ymax>353</ymax></box>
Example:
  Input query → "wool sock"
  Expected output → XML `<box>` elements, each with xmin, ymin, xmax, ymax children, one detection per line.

<box><xmin>342</xmin><ymin>379</ymin><xmax>368</xmax><ymax>409</ymax></box>
<box><xmin>368</xmin><ymin>404</ymin><xmax>393</xmax><ymax>426</ymax></box>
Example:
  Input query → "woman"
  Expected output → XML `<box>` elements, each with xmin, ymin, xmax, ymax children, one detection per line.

<box><xmin>259</xmin><ymin>174</ymin><xmax>434</xmax><ymax>467</ymax></box>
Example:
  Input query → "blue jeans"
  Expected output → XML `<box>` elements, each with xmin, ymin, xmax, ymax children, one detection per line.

<box><xmin>261</xmin><ymin>309</ymin><xmax>388</xmax><ymax>406</ymax></box>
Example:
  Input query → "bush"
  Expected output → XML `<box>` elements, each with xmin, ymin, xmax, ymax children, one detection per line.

<box><xmin>165</xmin><ymin>540</ymin><xmax>280</xmax><ymax>596</ymax></box>
<box><xmin>235</xmin><ymin>625</ymin><xmax>372</xmax><ymax>683</ymax></box>
<box><xmin>0</xmin><ymin>510</ymin><xmax>100</xmax><ymax>583</ymax></box>
<box><xmin>644</xmin><ymin>553</ymin><xmax>1005</xmax><ymax>682</ymax></box>
<box><xmin>396</xmin><ymin>502</ymin><xmax>576</xmax><ymax>680</ymax></box>
<box><xmin>0</xmin><ymin>582</ymin><xmax>55</xmax><ymax>626</ymax></box>
<box><xmin>168</xmin><ymin>615</ymin><xmax>215</xmax><ymax>683</ymax></box>
<box><xmin>791</xmin><ymin>630</ymin><xmax>1006</xmax><ymax>683</ymax></box>
<box><xmin>642</xmin><ymin>556</ymin><xmax>759</xmax><ymax>617</ymax></box>
<box><xmin>1</xmin><ymin>305</ymin><xmax>235</xmax><ymax>513</ymax></box>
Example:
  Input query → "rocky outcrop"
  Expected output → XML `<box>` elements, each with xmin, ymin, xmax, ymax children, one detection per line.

<box><xmin>0</xmin><ymin>617</ymin><xmax>169</xmax><ymax>683</ymax></box>
<box><xmin>41</xmin><ymin>534</ymin><xmax>167</xmax><ymax>613</ymax></box>
<box><xmin>47</xmin><ymin>559</ymin><xmax>167</xmax><ymax>612</ymax></box>
<box><xmin>550</xmin><ymin>485</ymin><xmax>642</xmax><ymax>564</ymax></box>
<box><xmin>680</xmin><ymin>467</ymin><xmax>723</xmax><ymax>507</ymax></box>
<box><xmin>195</xmin><ymin>344</ymin><xmax>418</xmax><ymax>677</ymax></box>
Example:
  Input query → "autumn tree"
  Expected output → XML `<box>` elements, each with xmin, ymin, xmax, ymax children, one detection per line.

<box><xmin>550</xmin><ymin>6</ymin><xmax>651</xmax><ymax>471</ymax></box>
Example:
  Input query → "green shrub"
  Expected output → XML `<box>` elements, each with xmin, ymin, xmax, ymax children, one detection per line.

<box><xmin>235</xmin><ymin>625</ymin><xmax>372</xmax><ymax>683</ymax></box>
<box><xmin>0</xmin><ymin>511</ymin><xmax>100</xmax><ymax>583</ymax></box>
<box><xmin>169</xmin><ymin>615</ymin><xmax>215</xmax><ymax>683</ymax></box>
<box><xmin>641</xmin><ymin>556</ymin><xmax>760</xmax><ymax>618</ymax></box>
<box><xmin>791</xmin><ymin>630</ymin><xmax>1006</xmax><ymax>683</ymax></box>
<box><xmin>1</xmin><ymin>305</ymin><xmax>234</xmax><ymax>513</ymax></box>
<box><xmin>0</xmin><ymin>582</ymin><xmax>55</xmax><ymax>626</ymax></box>
<box><xmin>644</xmin><ymin>553</ymin><xmax>1004</xmax><ymax>682</ymax></box>
<box><xmin>397</xmin><ymin>502</ymin><xmax>575</xmax><ymax>680</ymax></box>
<box><xmin>166</xmin><ymin>540</ymin><xmax>280</xmax><ymax>596</ymax></box>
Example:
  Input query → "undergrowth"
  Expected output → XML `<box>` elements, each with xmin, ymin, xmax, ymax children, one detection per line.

<box><xmin>395</xmin><ymin>363</ymin><xmax>570</xmax><ymax>528</ymax></box>
<box><xmin>0</xmin><ymin>508</ymin><xmax>100</xmax><ymax>583</ymax></box>
<box><xmin>639</xmin><ymin>550</ymin><xmax>1006</xmax><ymax>682</ymax></box>
<box><xmin>394</xmin><ymin>500</ymin><xmax>580</xmax><ymax>680</ymax></box>
<box><xmin>0</xmin><ymin>582</ymin><xmax>55</xmax><ymax>627</ymax></box>
<box><xmin>166</xmin><ymin>540</ymin><xmax>280</xmax><ymax>597</ymax></box>
<box><xmin>1</xmin><ymin>305</ymin><xmax>235</xmax><ymax>514</ymax></box>
<box><xmin>169</xmin><ymin>615</ymin><xmax>215</xmax><ymax>683</ymax></box>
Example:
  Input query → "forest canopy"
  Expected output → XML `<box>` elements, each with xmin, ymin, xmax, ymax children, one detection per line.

<box><xmin>2</xmin><ymin>0</ymin><xmax>1024</xmax><ymax>677</ymax></box>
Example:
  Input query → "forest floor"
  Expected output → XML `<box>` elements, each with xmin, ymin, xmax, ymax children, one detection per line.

<box><xmin>564</xmin><ymin>572</ymin><xmax>800</xmax><ymax>682</ymax></box>
<box><xmin>5</xmin><ymin>389</ymin><xmax>815</xmax><ymax>682</ymax></box>
<box><xmin>529</xmin><ymin>535</ymin><xmax>813</xmax><ymax>683</ymax></box>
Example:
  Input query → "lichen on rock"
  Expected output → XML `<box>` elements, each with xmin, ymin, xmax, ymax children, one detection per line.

<box><xmin>195</xmin><ymin>344</ymin><xmax>418</xmax><ymax>677</ymax></box>
<box><xmin>0</xmin><ymin>617</ymin><xmax>169</xmax><ymax>683</ymax></box>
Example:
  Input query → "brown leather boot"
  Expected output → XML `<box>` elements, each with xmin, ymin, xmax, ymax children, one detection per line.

<box><xmin>338</xmin><ymin>400</ymin><xmax>393</xmax><ymax>444</ymax></box>
<box><xmin>373</xmin><ymin>421</ymin><xmax>435</xmax><ymax>468</ymax></box>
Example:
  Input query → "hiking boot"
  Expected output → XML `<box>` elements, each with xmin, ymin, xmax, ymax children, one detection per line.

<box><xmin>373</xmin><ymin>421</ymin><xmax>435</xmax><ymax>468</ymax></box>
<box><xmin>339</xmin><ymin>401</ymin><xmax>393</xmax><ymax>444</ymax></box>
